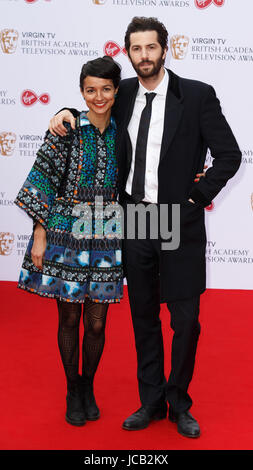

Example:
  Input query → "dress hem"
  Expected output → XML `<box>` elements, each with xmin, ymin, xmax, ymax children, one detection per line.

<box><xmin>17</xmin><ymin>283</ymin><xmax>123</xmax><ymax>304</ymax></box>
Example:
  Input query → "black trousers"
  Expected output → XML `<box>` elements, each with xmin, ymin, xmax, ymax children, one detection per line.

<box><xmin>123</xmin><ymin>199</ymin><xmax>201</xmax><ymax>413</ymax></box>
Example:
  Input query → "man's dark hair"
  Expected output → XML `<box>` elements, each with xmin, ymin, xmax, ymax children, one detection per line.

<box><xmin>124</xmin><ymin>17</ymin><xmax>168</xmax><ymax>53</ymax></box>
<box><xmin>80</xmin><ymin>56</ymin><xmax>121</xmax><ymax>91</ymax></box>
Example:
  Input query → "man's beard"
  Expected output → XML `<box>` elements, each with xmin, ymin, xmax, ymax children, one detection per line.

<box><xmin>129</xmin><ymin>53</ymin><xmax>165</xmax><ymax>79</ymax></box>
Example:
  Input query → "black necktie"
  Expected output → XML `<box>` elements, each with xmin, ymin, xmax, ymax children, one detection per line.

<box><xmin>131</xmin><ymin>92</ymin><xmax>156</xmax><ymax>203</ymax></box>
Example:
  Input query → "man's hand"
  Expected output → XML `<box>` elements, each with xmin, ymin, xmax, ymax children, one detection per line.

<box><xmin>31</xmin><ymin>223</ymin><xmax>47</xmax><ymax>270</ymax></box>
<box><xmin>49</xmin><ymin>110</ymin><xmax>76</xmax><ymax>137</ymax></box>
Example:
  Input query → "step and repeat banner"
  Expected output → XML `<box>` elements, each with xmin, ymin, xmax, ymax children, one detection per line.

<box><xmin>0</xmin><ymin>0</ymin><xmax>252</xmax><ymax>289</ymax></box>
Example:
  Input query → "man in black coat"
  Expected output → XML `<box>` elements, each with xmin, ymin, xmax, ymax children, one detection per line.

<box><xmin>49</xmin><ymin>17</ymin><xmax>241</xmax><ymax>438</ymax></box>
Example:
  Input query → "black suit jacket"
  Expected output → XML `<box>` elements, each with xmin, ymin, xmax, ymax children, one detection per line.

<box><xmin>66</xmin><ymin>69</ymin><xmax>241</xmax><ymax>301</ymax></box>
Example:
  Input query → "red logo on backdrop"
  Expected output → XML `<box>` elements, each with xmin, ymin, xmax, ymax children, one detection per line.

<box><xmin>205</xmin><ymin>202</ymin><xmax>214</xmax><ymax>211</ymax></box>
<box><xmin>195</xmin><ymin>0</ymin><xmax>225</xmax><ymax>9</ymax></box>
<box><xmin>25</xmin><ymin>0</ymin><xmax>51</xmax><ymax>3</ymax></box>
<box><xmin>21</xmin><ymin>90</ymin><xmax>50</xmax><ymax>106</ymax></box>
<box><xmin>104</xmin><ymin>41</ymin><xmax>127</xmax><ymax>58</ymax></box>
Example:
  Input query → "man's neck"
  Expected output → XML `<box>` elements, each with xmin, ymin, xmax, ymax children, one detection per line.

<box><xmin>137</xmin><ymin>67</ymin><xmax>165</xmax><ymax>91</ymax></box>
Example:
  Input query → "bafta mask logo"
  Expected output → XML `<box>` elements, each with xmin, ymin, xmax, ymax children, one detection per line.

<box><xmin>195</xmin><ymin>0</ymin><xmax>225</xmax><ymax>9</ymax></box>
<box><xmin>0</xmin><ymin>29</ymin><xmax>19</xmax><ymax>54</ymax></box>
<box><xmin>170</xmin><ymin>35</ymin><xmax>189</xmax><ymax>60</ymax></box>
<box><xmin>0</xmin><ymin>232</ymin><xmax>14</xmax><ymax>256</ymax></box>
<box><xmin>0</xmin><ymin>132</ymin><xmax>16</xmax><ymax>156</ymax></box>
<box><xmin>93</xmin><ymin>0</ymin><xmax>106</xmax><ymax>4</ymax></box>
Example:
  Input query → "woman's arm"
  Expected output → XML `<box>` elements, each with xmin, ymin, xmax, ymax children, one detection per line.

<box><xmin>15</xmin><ymin>126</ymin><xmax>71</xmax><ymax>229</ymax></box>
<box><xmin>31</xmin><ymin>223</ymin><xmax>47</xmax><ymax>270</ymax></box>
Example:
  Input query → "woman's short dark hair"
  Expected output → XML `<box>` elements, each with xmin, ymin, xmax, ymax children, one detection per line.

<box><xmin>125</xmin><ymin>17</ymin><xmax>168</xmax><ymax>53</ymax></box>
<box><xmin>80</xmin><ymin>56</ymin><xmax>121</xmax><ymax>91</ymax></box>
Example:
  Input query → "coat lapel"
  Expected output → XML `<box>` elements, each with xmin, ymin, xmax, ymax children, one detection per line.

<box><xmin>116</xmin><ymin>70</ymin><xmax>184</xmax><ymax>167</ymax></box>
<box><xmin>124</xmin><ymin>78</ymin><xmax>139</xmax><ymax>128</ymax></box>
<box><xmin>116</xmin><ymin>78</ymin><xmax>139</xmax><ymax>167</ymax></box>
<box><xmin>159</xmin><ymin>69</ymin><xmax>184</xmax><ymax>162</ymax></box>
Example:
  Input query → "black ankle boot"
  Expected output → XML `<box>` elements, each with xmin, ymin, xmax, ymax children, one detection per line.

<box><xmin>65</xmin><ymin>383</ymin><xmax>86</xmax><ymax>426</ymax></box>
<box><xmin>79</xmin><ymin>375</ymin><xmax>100</xmax><ymax>421</ymax></box>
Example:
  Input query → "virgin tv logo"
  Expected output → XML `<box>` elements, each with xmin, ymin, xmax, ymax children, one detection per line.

<box><xmin>25</xmin><ymin>0</ymin><xmax>51</xmax><ymax>3</ymax></box>
<box><xmin>104</xmin><ymin>41</ymin><xmax>127</xmax><ymax>58</ymax></box>
<box><xmin>21</xmin><ymin>90</ymin><xmax>50</xmax><ymax>106</ymax></box>
<box><xmin>195</xmin><ymin>0</ymin><xmax>225</xmax><ymax>9</ymax></box>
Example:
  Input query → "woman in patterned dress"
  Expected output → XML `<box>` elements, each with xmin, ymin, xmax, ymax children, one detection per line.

<box><xmin>15</xmin><ymin>57</ymin><xmax>123</xmax><ymax>426</ymax></box>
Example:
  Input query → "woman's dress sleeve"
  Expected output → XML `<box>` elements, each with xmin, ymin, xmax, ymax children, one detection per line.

<box><xmin>14</xmin><ymin>128</ymin><xmax>71</xmax><ymax>229</ymax></box>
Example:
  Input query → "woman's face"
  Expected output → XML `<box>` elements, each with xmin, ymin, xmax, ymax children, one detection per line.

<box><xmin>81</xmin><ymin>76</ymin><xmax>117</xmax><ymax>115</ymax></box>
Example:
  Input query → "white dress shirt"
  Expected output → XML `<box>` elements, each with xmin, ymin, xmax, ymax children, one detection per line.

<box><xmin>126</xmin><ymin>69</ymin><xmax>169</xmax><ymax>203</ymax></box>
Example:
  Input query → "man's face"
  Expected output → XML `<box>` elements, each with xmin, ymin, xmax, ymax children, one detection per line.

<box><xmin>128</xmin><ymin>30</ymin><xmax>167</xmax><ymax>79</ymax></box>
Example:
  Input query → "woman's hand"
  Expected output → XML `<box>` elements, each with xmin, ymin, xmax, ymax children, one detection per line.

<box><xmin>31</xmin><ymin>223</ymin><xmax>47</xmax><ymax>270</ymax></box>
<box><xmin>194</xmin><ymin>164</ymin><xmax>208</xmax><ymax>182</ymax></box>
<box><xmin>49</xmin><ymin>110</ymin><xmax>76</xmax><ymax>137</ymax></box>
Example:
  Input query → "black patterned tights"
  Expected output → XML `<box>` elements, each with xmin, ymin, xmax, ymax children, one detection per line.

<box><xmin>57</xmin><ymin>298</ymin><xmax>108</xmax><ymax>391</ymax></box>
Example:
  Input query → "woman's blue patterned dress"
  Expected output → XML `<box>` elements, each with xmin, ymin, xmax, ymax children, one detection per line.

<box><xmin>15</xmin><ymin>112</ymin><xmax>123</xmax><ymax>303</ymax></box>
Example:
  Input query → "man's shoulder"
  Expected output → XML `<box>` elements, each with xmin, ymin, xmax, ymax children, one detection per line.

<box><xmin>180</xmin><ymin>75</ymin><xmax>211</xmax><ymax>91</ymax></box>
<box><xmin>168</xmin><ymin>66</ymin><xmax>206</xmax><ymax>87</ymax></box>
<box><xmin>167</xmin><ymin>70</ymin><xmax>215</xmax><ymax>104</ymax></box>
<box><xmin>118</xmin><ymin>76</ymin><xmax>138</xmax><ymax>93</ymax></box>
<box><xmin>113</xmin><ymin>77</ymin><xmax>138</xmax><ymax>113</ymax></box>
<box><xmin>174</xmin><ymin>70</ymin><xmax>213</xmax><ymax>97</ymax></box>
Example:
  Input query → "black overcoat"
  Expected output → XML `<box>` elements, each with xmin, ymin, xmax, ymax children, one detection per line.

<box><xmin>113</xmin><ymin>69</ymin><xmax>241</xmax><ymax>302</ymax></box>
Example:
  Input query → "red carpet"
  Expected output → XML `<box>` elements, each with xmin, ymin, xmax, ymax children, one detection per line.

<box><xmin>0</xmin><ymin>281</ymin><xmax>252</xmax><ymax>450</ymax></box>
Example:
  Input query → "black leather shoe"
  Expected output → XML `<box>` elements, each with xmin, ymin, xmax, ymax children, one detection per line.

<box><xmin>122</xmin><ymin>403</ymin><xmax>167</xmax><ymax>431</ymax></box>
<box><xmin>169</xmin><ymin>408</ymin><xmax>200</xmax><ymax>438</ymax></box>
<box><xmin>79</xmin><ymin>375</ymin><xmax>100</xmax><ymax>421</ymax></box>
<box><xmin>65</xmin><ymin>386</ymin><xmax>86</xmax><ymax>426</ymax></box>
